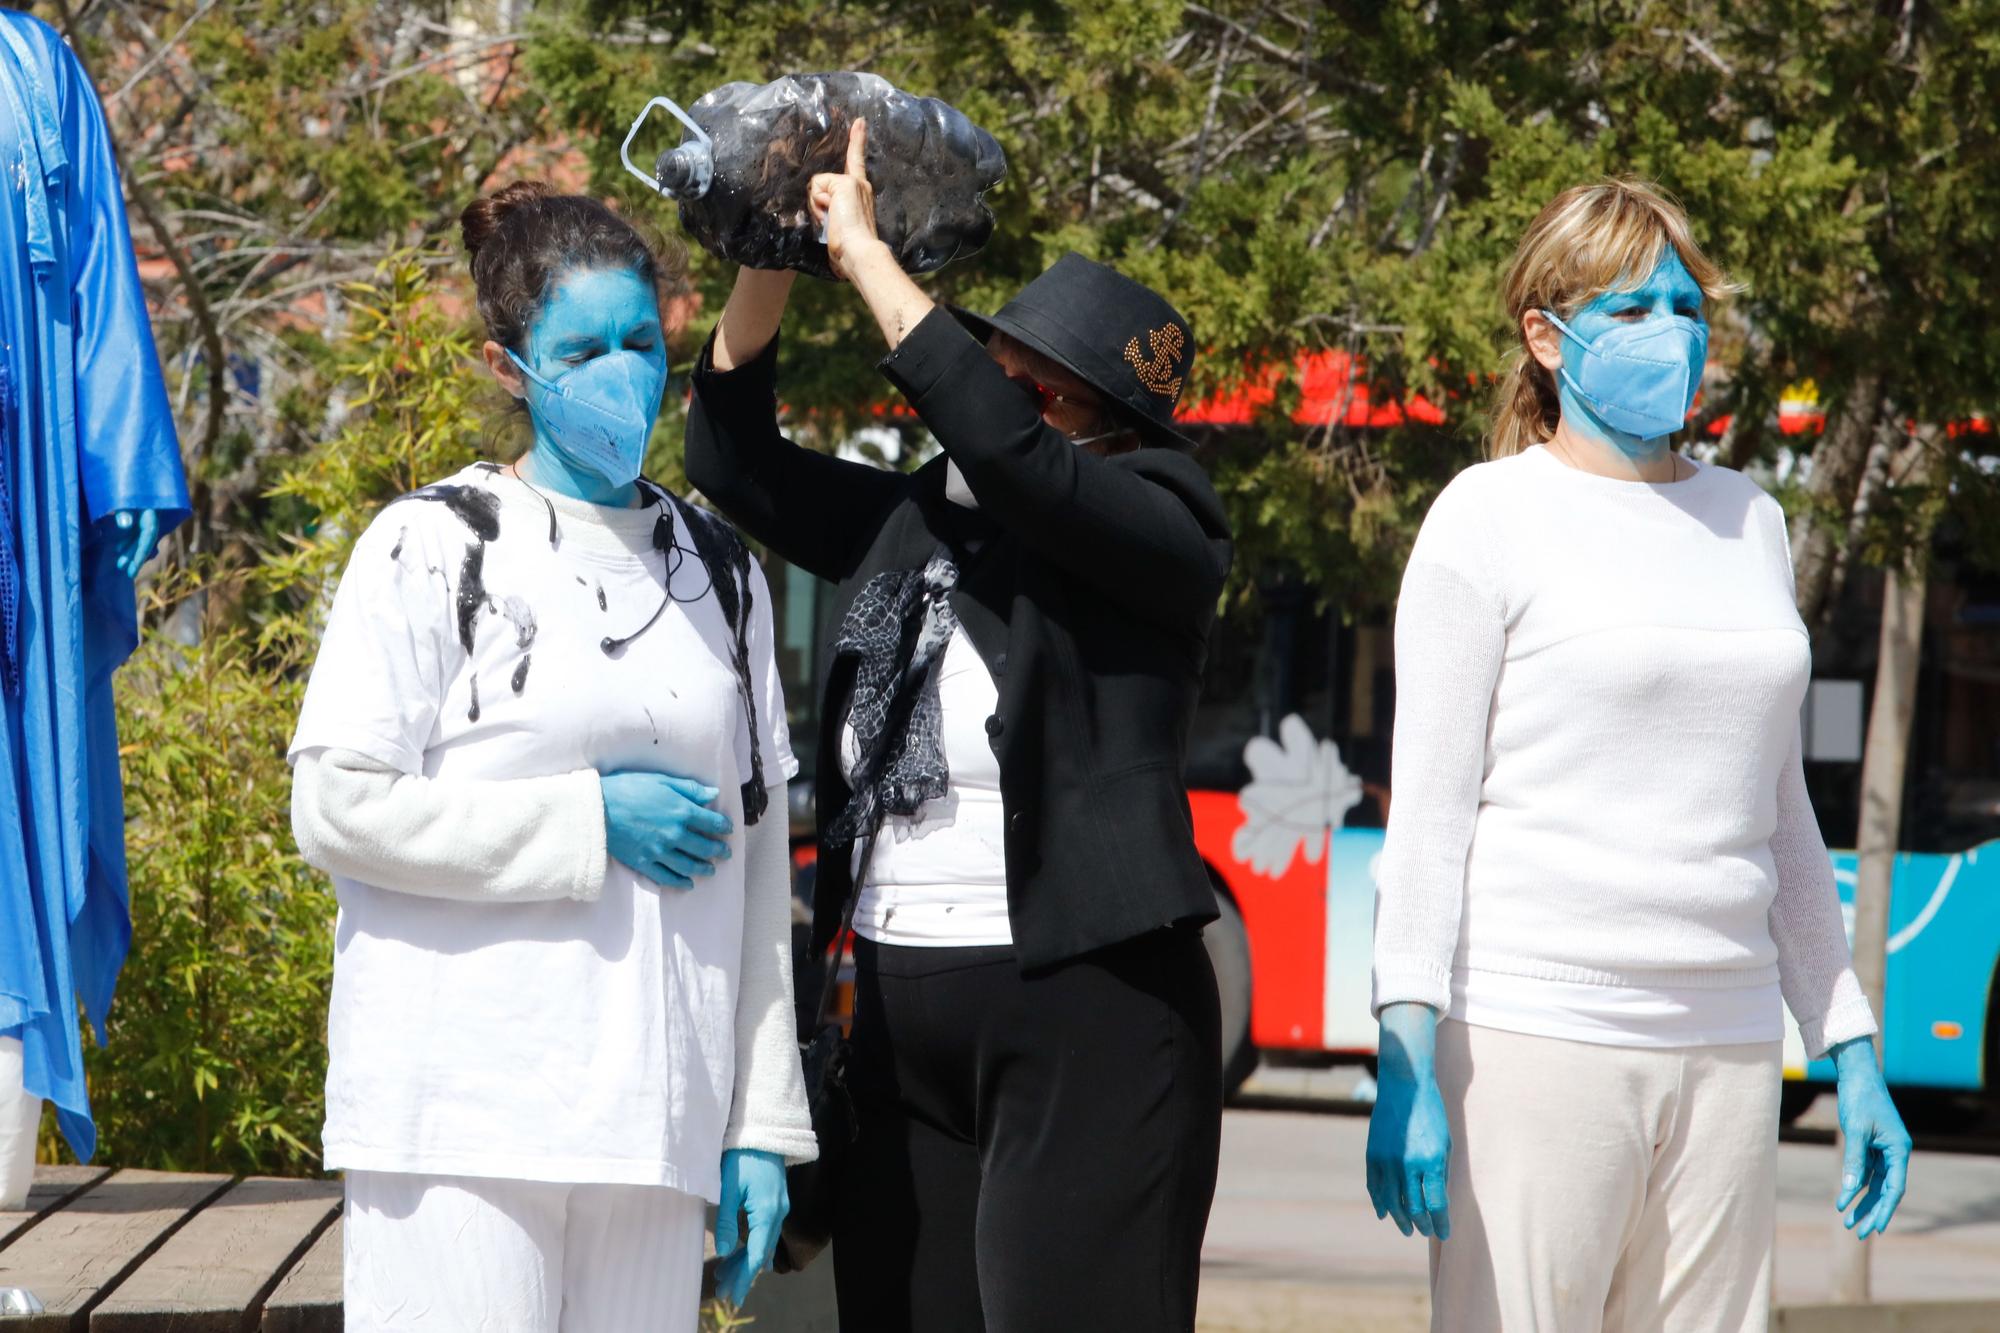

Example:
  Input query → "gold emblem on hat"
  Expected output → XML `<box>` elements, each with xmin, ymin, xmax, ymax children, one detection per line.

<box><xmin>1124</xmin><ymin>324</ymin><xmax>1186</xmax><ymax>401</ymax></box>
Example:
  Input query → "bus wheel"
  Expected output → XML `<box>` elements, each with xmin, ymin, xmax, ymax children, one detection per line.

<box><xmin>1204</xmin><ymin>885</ymin><xmax>1257</xmax><ymax>1100</ymax></box>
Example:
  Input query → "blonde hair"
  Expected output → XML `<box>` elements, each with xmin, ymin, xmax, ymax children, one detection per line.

<box><xmin>1489</xmin><ymin>178</ymin><xmax>1739</xmax><ymax>459</ymax></box>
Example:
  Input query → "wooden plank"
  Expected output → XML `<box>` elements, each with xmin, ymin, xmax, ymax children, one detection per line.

<box><xmin>0</xmin><ymin>1167</ymin><xmax>112</xmax><ymax>1250</ymax></box>
<box><xmin>90</xmin><ymin>1177</ymin><xmax>341</xmax><ymax>1333</ymax></box>
<box><xmin>0</xmin><ymin>1168</ymin><xmax>231</xmax><ymax>1331</ymax></box>
<box><xmin>258</xmin><ymin>1216</ymin><xmax>341</xmax><ymax>1333</ymax></box>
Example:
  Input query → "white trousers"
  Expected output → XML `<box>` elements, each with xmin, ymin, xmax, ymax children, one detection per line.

<box><xmin>1430</xmin><ymin>1021</ymin><xmax>1780</xmax><ymax>1333</ymax></box>
<box><xmin>0</xmin><ymin>1036</ymin><xmax>43</xmax><ymax>1210</ymax></box>
<box><xmin>342</xmin><ymin>1171</ymin><xmax>706</xmax><ymax>1333</ymax></box>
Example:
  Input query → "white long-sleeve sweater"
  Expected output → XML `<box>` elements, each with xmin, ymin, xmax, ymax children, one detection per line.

<box><xmin>1370</xmin><ymin>445</ymin><xmax>1877</xmax><ymax>1058</ymax></box>
<box><xmin>292</xmin><ymin>749</ymin><xmax>816</xmax><ymax>1164</ymax></box>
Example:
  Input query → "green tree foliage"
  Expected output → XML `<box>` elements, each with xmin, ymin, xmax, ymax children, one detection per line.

<box><xmin>75</xmin><ymin>568</ymin><xmax>328</xmax><ymax>1173</ymax></box>
<box><xmin>528</xmin><ymin>0</ymin><xmax>1998</xmax><ymax>608</ymax></box>
<box><xmin>39</xmin><ymin>0</ymin><xmax>542</xmax><ymax>557</ymax></box>
<box><xmin>265</xmin><ymin>254</ymin><xmax>497</xmax><ymax>596</ymax></box>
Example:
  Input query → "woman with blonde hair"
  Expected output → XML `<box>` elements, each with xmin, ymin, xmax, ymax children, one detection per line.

<box><xmin>1365</xmin><ymin>178</ymin><xmax>1911</xmax><ymax>1331</ymax></box>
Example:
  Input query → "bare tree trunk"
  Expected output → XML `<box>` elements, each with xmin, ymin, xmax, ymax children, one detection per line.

<box><xmin>1793</xmin><ymin>371</ymin><xmax>1886</xmax><ymax>629</ymax></box>
<box><xmin>1829</xmin><ymin>438</ymin><xmax>1934</xmax><ymax>1303</ymax></box>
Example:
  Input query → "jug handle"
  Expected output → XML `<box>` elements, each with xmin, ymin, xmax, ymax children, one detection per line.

<box><xmin>621</xmin><ymin>96</ymin><xmax>713</xmax><ymax>198</ymax></box>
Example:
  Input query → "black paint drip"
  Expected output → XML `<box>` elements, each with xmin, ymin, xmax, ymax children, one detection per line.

<box><xmin>388</xmin><ymin>526</ymin><xmax>406</xmax><ymax>561</ymax></box>
<box><xmin>511</xmin><ymin>654</ymin><xmax>531</xmax><ymax>694</ymax></box>
<box><xmin>394</xmin><ymin>481</ymin><xmax>507</xmax><ymax>705</ymax></box>
<box><xmin>399</xmin><ymin>484</ymin><xmax>501</xmax><ymax>542</ymax></box>
<box><xmin>455</xmin><ymin>544</ymin><xmax>487</xmax><ymax>654</ymax></box>
<box><xmin>644</xmin><ymin>705</ymin><xmax>658</xmax><ymax>745</ymax></box>
<box><xmin>596</xmin><ymin>582</ymin><xmax>607</xmax><ymax>612</ymax></box>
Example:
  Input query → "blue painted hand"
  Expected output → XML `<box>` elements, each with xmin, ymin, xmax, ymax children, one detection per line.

<box><xmin>1830</xmin><ymin>1037</ymin><xmax>1913</xmax><ymax>1239</ymax></box>
<box><xmin>715</xmin><ymin>1147</ymin><xmax>788</xmax><ymax>1309</ymax></box>
<box><xmin>110</xmin><ymin>509</ymin><xmax>163</xmax><ymax>579</ymax></box>
<box><xmin>598</xmin><ymin>772</ymin><xmax>732</xmax><ymax>889</ymax></box>
<box><xmin>1365</xmin><ymin>1002</ymin><xmax>1452</xmax><ymax>1239</ymax></box>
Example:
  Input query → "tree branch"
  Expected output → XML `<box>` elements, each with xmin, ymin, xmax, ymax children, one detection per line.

<box><xmin>1182</xmin><ymin>3</ymin><xmax>1386</xmax><ymax>96</ymax></box>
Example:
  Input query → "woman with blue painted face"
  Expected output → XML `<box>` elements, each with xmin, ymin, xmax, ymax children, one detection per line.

<box><xmin>287</xmin><ymin>182</ymin><xmax>814</xmax><ymax>1331</ymax></box>
<box><xmin>1366</xmin><ymin>178</ymin><xmax>1911</xmax><ymax>1331</ymax></box>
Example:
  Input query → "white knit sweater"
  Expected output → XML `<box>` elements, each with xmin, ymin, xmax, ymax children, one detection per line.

<box><xmin>1371</xmin><ymin>445</ymin><xmax>1878</xmax><ymax>1058</ymax></box>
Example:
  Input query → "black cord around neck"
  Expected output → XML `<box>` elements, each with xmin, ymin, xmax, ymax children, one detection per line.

<box><xmin>599</xmin><ymin>479</ymin><xmax>715</xmax><ymax>654</ymax></box>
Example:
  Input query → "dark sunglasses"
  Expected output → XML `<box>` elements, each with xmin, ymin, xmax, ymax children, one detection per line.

<box><xmin>1009</xmin><ymin>372</ymin><xmax>1100</xmax><ymax>418</ymax></box>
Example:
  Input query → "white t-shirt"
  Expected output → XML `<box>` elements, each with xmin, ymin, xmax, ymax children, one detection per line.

<box><xmin>1371</xmin><ymin>446</ymin><xmax>1876</xmax><ymax>1056</ymax></box>
<box><xmin>842</xmin><ymin>626</ymin><xmax>1013</xmax><ymax>947</ymax></box>
<box><xmin>289</xmin><ymin>464</ymin><xmax>796</xmax><ymax>1197</ymax></box>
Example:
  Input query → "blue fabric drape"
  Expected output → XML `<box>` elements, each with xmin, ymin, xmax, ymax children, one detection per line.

<box><xmin>0</xmin><ymin>12</ymin><xmax>189</xmax><ymax>1162</ymax></box>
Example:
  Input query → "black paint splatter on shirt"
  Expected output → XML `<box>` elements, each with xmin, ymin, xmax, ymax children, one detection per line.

<box><xmin>511</xmin><ymin>654</ymin><xmax>531</xmax><ymax>694</ymax></box>
<box><xmin>398</xmin><ymin>483</ymin><xmax>501</xmax><ymax>543</ymax></box>
<box><xmin>393</xmin><ymin>480</ymin><xmax>509</xmax><ymax>703</ymax></box>
<box><xmin>454</xmin><ymin>543</ymin><xmax>488</xmax><ymax>654</ymax></box>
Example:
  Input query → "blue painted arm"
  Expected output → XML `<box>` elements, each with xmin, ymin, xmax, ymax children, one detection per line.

<box><xmin>1365</xmin><ymin>1001</ymin><xmax>1452</xmax><ymax>1240</ymax></box>
<box><xmin>1830</xmin><ymin>1037</ymin><xmax>1912</xmax><ymax>1239</ymax></box>
<box><xmin>715</xmin><ymin>1147</ymin><xmax>789</xmax><ymax>1308</ymax></box>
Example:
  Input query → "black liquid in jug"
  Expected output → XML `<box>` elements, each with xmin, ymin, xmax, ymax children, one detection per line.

<box><xmin>621</xmin><ymin>73</ymin><xmax>1007</xmax><ymax>281</ymax></box>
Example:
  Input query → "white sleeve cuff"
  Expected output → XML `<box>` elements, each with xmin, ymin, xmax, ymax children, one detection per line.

<box><xmin>1371</xmin><ymin>963</ymin><xmax>1453</xmax><ymax>1020</ymax></box>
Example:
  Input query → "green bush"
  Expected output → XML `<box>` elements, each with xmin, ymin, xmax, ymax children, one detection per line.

<box><xmin>76</xmin><ymin>575</ymin><xmax>330</xmax><ymax>1174</ymax></box>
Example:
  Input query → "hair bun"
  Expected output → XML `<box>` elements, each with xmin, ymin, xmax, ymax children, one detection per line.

<box><xmin>461</xmin><ymin>181</ymin><xmax>556</xmax><ymax>261</ymax></box>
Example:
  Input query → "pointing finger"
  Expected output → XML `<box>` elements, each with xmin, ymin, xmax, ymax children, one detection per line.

<box><xmin>846</xmin><ymin>117</ymin><xmax>869</xmax><ymax>183</ymax></box>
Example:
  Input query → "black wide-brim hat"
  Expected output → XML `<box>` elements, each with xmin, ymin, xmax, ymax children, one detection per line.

<box><xmin>950</xmin><ymin>252</ymin><xmax>1201</xmax><ymax>451</ymax></box>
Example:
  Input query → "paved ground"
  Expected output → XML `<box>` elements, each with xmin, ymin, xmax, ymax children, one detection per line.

<box><xmin>734</xmin><ymin>1064</ymin><xmax>2000</xmax><ymax>1331</ymax></box>
<box><xmin>1197</xmin><ymin>1067</ymin><xmax>2000</xmax><ymax>1332</ymax></box>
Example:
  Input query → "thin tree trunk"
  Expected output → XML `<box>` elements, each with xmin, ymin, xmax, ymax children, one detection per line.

<box><xmin>1826</xmin><ymin>427</ymin><xmax>1896</xmax><ymax>617</ymax></box>
<box><xmin>1793</xmin><ymin>371</ymin><xmax>1886</xmax><ymax>629</ymax></box>
<box><xmin>1830</xmin><ymin>438</ymin><xmax>1934</xmax><ymax>1303</ymax></box>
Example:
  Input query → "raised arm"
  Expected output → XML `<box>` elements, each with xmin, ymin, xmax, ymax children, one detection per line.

<box><xmin>878</xmin><ymin>308</ymin><xmax>1232</xmax><ymax>629</ymax></box>
<box><xmin>808</xmin><ymin>119</ymin><xmax>1229</xmax><ymax>629</ymax></box>
<box><xmin>684</xmin><ymin>267</ymin><xmax>906</xmax><ymax>584</ymax></box>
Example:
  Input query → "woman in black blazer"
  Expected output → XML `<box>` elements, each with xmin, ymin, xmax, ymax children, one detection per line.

<box><xmin>684</xmin><ymin>121</ymin><xmax>1233</xmax><ymax>1333</ymax></box>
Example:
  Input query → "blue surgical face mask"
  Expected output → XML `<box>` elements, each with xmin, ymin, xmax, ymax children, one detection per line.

<box><xmin>506</xmin><ymin>347</ymin><xmax>666</xmax><ymax>487</ymax></box>
<box><xmin>1541</xmin><ymin>305</ymin><xmax>1709</xmax><ymax>443</ymax></box>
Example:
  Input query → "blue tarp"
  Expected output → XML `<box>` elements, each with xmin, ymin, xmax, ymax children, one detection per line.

<box><xmin>0</xmin><ymin>12</ymin><xmax>189</xmax><ymax>1162</ymax></box>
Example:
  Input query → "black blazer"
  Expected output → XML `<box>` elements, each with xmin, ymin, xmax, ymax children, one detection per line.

<box><xmin>684</xmin><ymin>306</ymin><xmax>1234</xmax><ymax>971</ymax></box>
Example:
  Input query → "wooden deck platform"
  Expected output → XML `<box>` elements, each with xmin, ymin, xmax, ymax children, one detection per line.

<box><xmin>0</xmin><ymin>1165</ymin><xmax>340</xmax><ymax>1331</ymax></box>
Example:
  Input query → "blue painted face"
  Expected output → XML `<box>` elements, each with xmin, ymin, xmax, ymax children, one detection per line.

<box><xmin>514</xmin><ymin>266</ymin><xmax>668</xmax><ymax>505</ymax></box>
<box><xmin>1550</xmin><ymin>250</ymin><xmax>1708</xmax><ymax>455</ymax></box>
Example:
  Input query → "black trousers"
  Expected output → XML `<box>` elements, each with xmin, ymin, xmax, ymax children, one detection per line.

<box><xmin>830</xmin><ymin>926</ymin><xmax>1223</xmax><ymax>1332</ymax></box>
